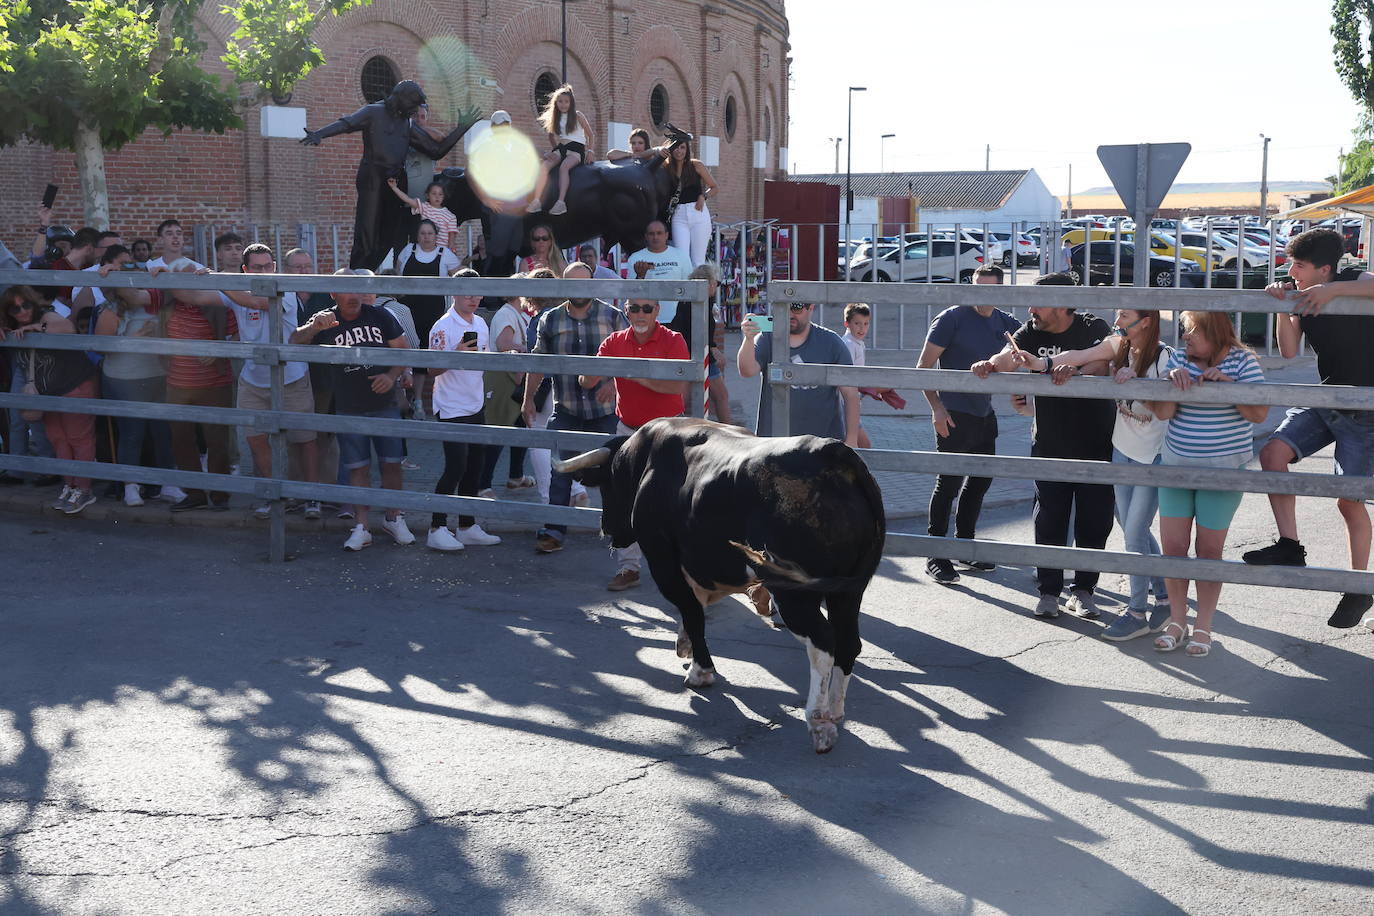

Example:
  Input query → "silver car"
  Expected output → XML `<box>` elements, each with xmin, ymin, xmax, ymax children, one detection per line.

<box><xmin>850</xmin><ymin>238</ymin><xmax>986</xmax><ymax>283</ymax></box>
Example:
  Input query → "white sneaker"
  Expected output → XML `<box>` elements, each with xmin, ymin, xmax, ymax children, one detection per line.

<box><xmin>427</xmin><ymin>526</ymin><xmax>465</xmax><ymax>552</ymax></box>
<box><xmin>158</xmin><ymin>485</ymin><xmax>187</xmax><ymax>503</ymax></box>
<box><xmin>455</xmin><ymin>524</ymin><xmax>502</xmax><ymax>546</ymax></box>
<box><xmin>252</xmin><ymin>501</ymin><xmax>271</xmax><ymax>520</ymax></box>
<box><xmin>123</xmin><ymin>483</ymin><xmax>144</xmax><ymax>507</ymax></box>
<box><xmin>51</xmin><ymin>485</ymin><xmax>74</xmax><ymax>512</ymax></box>
<box><xmin>382</xmin><ymin>514</ymin><xmax>416</xmax><ymax>545</ymax></box>
<box><xmin>343</xmin><ymin>524</ymin><xmax>372</xmax><ymax>551</ymax></box>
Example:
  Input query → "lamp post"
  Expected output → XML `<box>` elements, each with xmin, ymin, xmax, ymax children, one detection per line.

<box><xmin>881</xmin><ymin>133</ymin><xmax>895</xmax><ymax>173</ymax></box>
<box><xmin>829</xmin><ymin>137</ymin><xmax>842</xmax><ymax>174</ymax></box>
<box><xmin>1259</xmin><ymin>133</ymin><xmax>1271</xmax><ymax>220</ymax></box>
<box><xmin>845</xmin><ymin>86</ymin><xmax>866</xmax><ymax>245</ymax></box>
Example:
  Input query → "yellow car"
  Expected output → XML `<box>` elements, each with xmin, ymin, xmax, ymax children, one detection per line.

<box><xmin>1058</xmin><ymin>228</ymin><xmax>1218</xmax><ymax>270</ymax></box>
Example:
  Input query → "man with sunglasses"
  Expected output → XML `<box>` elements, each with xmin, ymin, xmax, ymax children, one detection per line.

<box><xmin>577</xmin><ymin>298</ymin><xmax>690</xmax><ymax>589</ymax></box>
<box><xmin>738</xmin><ymin>303</ymin><xmax>859</xmax><ymax>447</ymax></box>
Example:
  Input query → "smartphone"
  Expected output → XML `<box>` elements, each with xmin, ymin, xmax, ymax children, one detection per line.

<box><xmin>41</xmin><ymin>184</ymin><xmax>58</xmax><ymax>209</ymax></box>
<box><xmin>461</xmin><ymin>330</ymin><xmax>479</xmax><ymax>345</ymax></box>
<box><xmin>750</xmin><ymin>313</ymin><xmax>773</xmax><ymax>332</ymax></box>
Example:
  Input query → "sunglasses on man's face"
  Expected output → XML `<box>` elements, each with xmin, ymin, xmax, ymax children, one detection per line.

<box><xmin>789</xmin><ymin>304</ymin><xmax>809</xmax><ymax>312</ymax></box>
<box><xmin>626</xmin><ymin>304</ymin><xmax>657</xmax><ymax>314</ymax></box>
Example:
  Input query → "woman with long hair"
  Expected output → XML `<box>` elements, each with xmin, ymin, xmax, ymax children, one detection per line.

<box><xmin>1</xmin><ymin>286</ymin><xmax>56</xmax><ymax>484</ymax></box>
<box><xmin>521</xmin><ymin>222</ymin><xmax>567</xmax><ymax>276</ymax></box>
<box><xmin>1152</xmin><ymin>310</ymin><xmax>1268</xmax><ymax>657</ymax></box>
<box><xmin>396</xmin><ymin>218</ymin><xmax>461</xmax><ymax>418</ymax></box>
<box><xmin>607</xmin><ymin>128</ymin><xmax>666</xmax><ymax>162</ymax></box>
<box><xmin>1016</xmin><ymin>308</ymin><xmax>1176</xmax><ymax>641</ymax></box>
<box><xmin>665</xmin><ymin>138</ymin><xmax>718</xmax><ymax>267</ymax></box>
<box><xmin>529</xmin><ymin>84</ymin><xmax>594</xmax><ymax>216</ymax></box>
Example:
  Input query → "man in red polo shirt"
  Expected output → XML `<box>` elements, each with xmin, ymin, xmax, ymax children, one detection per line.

<box><xmin>578</xmin><ymin>297</ymin><xmax>690</xmax><ymax>590</ymax></box>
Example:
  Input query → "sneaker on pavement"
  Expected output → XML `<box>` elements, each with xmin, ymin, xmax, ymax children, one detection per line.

<box><xmin>1033</xmin><ymin>594</ymin><xmax>1061</xmax><ymax>618</ymax></box>
<box><xmin>336</xmin><ymin>506</ymin><xmax>355</xmax><ymax>520</ymax></box>
<box><xmin>476</xmin><ymin>488</ymin><xmax>495</xmax><ymax>499</ymax></box>
<box><xmin>63</xmin><ymin>489</ymin><xmax>96</xmax><ymax>515</ymax></box>
<box><xmin>426</xmin><ymin>526</ymin><xmax>465</xmax><ymax>552</ymax></box>
<box><xmin>381</xmin><ymin>514</ymin><xmax>416</xmax><ymax>545</ymax></box>
<box><xmin>926</xmin><ymin>558</ymin><xmax>960</xmax><ymax>585</ymax></box>
<box><xmin>50</xmin><ymin>485</ymin><xmax>74</xmax><ymax>512</ymax></box>
<box><xmin>1066</xmin><ymin>589</ymin><xmax>1102</xmax><ymax>619</ymax></box>
<box><xmin>401</xmin><ymin>458</ymin><xmax>421</xmax><ymax>470</ymax></box>
<box><xmin>157</xmin><ymin>485</ymin><xmax>187</xmax><ymax>503</ymax></box>
<box><xmin>343</xmin><ymin>524</ymin><xmax>372</xmax><ymax>551</ymax></box>
<box><xmin>536</xmin><ymin>533</ymin><xmax>563</xmax><ymax>554</ymax></box>
<box><xmin>1241</xmin><ymin>538</ymin><xmax>1307</xmax><ymax>567</ymax></box>
<box><xmin>1329</xmin><ymin>593</ymin><xmax>1373</xmax><ymax>629</ymax></box>
<box><xmin>252</xmin><ymin>501</ymin><xmax>272</xmax><ymax>520</ymax></box>
<box><xmin>303</xmin><ymin>500</ymin><xmax>322</xmax><ymax>520</ymax></box>
<box><xmin>956</xmin><ymin>558</ymin><xmax>996</xmax><ymax>572</ymax></box>
<box><xmin>607</xmin><ymin>569</ymin><xmax>641</xmax><ymax>591</ymax></box>
<box><xmin>123</xmin><ymin>483</ymin><xmax>144</xmax><ymax>507</ymax></box>
<box><xmin>455</xmin><ymin>524</ymin><xmax>501</xmax><ymax>546</ymax></box>
<box><xmin>1147</xmin><ymin>603</ymin><xmax>1171</xmax><ymax>630</ymax></box>
<box><xmin>506</xmin><ymin>476</ymin><xmax>535</xmax><ymax>489</ymax></box>
<box><xmin>170</xmin><ymin>494</ymin><xmax>210</xmax><ymax>513</ymax></box>
<box><xmin>1101</xmin><ymin>610</ymin><xmax>1151</xmax><ymax>641</ymax></box>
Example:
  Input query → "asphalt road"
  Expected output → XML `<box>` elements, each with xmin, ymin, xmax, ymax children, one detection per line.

<box><xmin>1</xmin><ymin>487</ymin><xmax>1372</xmax><ymax>915</ymax></box>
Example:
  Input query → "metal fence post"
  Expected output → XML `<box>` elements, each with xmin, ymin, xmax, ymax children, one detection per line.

<box><xmin>262</xmin><ymin>277</ymin><xmax>288</xmax><ymax>563</ymax></box>
<box><xmin>768</xmin><ymin>298</ymin><xmax>791</xmax><ymax>437</ymax></box>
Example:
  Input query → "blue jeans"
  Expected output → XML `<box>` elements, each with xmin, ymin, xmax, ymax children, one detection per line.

<box><xmin>1113</xmin><ymin>448</ymin><xmax>1166</xmax><ymax>612</ymax></box>
<box><xmin>541</xmin><ymin>408</ymin><xmax>619</xmax><ymax>539</ymax></box>
<box><xmin>101</xmin><ymin>373</ymin><xmax>173</xmax><ymax>477</ymax></box>
<box><xmin>7</xmin><ymin>360</ymin><xmax>54</xmax><ymax>478</ymax></box>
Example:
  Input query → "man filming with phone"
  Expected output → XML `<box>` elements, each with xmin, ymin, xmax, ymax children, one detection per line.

<box><xmin>738</xmin><ymin>303</ymin><xmax>859</xmax><ymax>446</ymax></box>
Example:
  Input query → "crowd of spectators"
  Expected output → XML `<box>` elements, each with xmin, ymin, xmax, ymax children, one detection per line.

<box><xmin>2</xmin><ymin>212</ymin><xmax>1371</xmax><ymax>637</ymax></box>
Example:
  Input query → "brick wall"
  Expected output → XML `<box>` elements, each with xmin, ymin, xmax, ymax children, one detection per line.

<box><xmin>0</xmin><ymin>0</ymin><xmax>790</xmax><ymax>270</ymax></box>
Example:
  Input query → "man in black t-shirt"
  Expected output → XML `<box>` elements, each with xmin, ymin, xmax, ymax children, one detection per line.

<box><xmin>1246</xmin><ymin>229</ymin><xmax>1374</xmax><ymax>628</ymax></box>
<box><xmin>292</xmin><ymin>272</ymin><xmax>414</xmax><ymax>552</ymax></box>
<box><xmin>972</xmin><ymin>273</ymin><xmax>1115</xmax><ymax>620</ymax></box>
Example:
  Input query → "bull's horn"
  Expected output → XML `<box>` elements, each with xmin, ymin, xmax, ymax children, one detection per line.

<box><xmin>553</xmin><ymin>447</ymin><xmax>612</xmax><ymax>474</ymax></box>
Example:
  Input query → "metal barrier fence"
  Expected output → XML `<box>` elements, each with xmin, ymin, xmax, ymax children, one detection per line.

<box><xmin>0</xmin><ymin>270</ymin><xmax>709</xmax><ymax>563</ymax></box>
<box><xmin>3</xmin><ymin>268</ymin><xmax>1373</xmax><ymax>599</ymax></box>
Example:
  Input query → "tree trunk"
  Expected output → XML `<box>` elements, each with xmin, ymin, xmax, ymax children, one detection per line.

<box><xmin>73</xmin><ymin>120</ymin><xmax>109</xmax><ymax>230</ymax></box>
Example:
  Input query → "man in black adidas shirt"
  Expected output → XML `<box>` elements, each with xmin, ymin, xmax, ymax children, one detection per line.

<box><xmin>1247</xmin><ymin>229</ymin><xmax>1374</xmax><ymax>628</ymax></box>
<box><xmin>973</xmin><ymin>273</ymin><xmax>1115</xmax><ymax>620</ymax></box>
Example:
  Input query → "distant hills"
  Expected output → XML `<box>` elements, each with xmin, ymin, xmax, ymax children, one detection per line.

<box><xmin>1080</xmin><ymin>181</ymin><xmax>1329</xmax><ymax>195</ymax></box>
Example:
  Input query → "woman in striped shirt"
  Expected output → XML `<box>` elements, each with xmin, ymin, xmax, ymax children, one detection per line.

<box><xmin>1151</xmin><ymin>310</ymin><xmax>1268</xmax><ymax>656</ymax></box>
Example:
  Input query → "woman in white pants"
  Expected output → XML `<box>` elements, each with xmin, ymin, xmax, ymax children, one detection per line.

<box><xmin>666</xmin><ymin>139</ymin><xmax>717</xmax><ymax>267</ymax></box>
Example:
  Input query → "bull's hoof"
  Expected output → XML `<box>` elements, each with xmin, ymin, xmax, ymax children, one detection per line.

<box><xmin>747</xmin><ymin>584</ymin><xmax>774</xmax><ymax>618</ymax></box>
<box><xmin>810</xmin><ymin>719</ymin><xmax>839</xmax><ymax>754</ymax></box>
<box><xmin>675</xmin><ymin>632</ymin><xmax>693</xmax><ymax>658</ymax></box>
<box><xmin>684</xmin><ymin>662</ymin><xmax>716</xmax><ymax>688</ymax></box>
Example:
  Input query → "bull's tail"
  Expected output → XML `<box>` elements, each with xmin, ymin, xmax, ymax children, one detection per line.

<box><xmin>729</xmin><ymin>540</ymin><xmax>874</xmax><ymax>592</ymax></box>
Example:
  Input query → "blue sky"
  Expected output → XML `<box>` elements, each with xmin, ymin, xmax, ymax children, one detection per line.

<box><xmin>786</xmin><ymin>0</ymin><xmax>1362</xmax><ymax>194</ymax></box>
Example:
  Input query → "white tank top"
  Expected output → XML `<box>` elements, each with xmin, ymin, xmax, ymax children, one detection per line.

<box><xmin>559</xmin><ymin>119</ymin><xmax>586</xmax><ymax>145</ymax></box>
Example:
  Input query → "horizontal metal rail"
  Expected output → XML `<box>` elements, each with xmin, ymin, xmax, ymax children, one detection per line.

<box><xmin>0</xmin><ymin>455</ymin><xmax>595</xmax><ymax>527</ymax></box>
<box><xmin>887</xmin><ymin>534</ymin><xmax>1374</xmax><ymax>595</ymax></box>
<box><xmin>774</xmin><ymin>363</ymin><xmax>1374</xmax><ymax>411</ymax></box>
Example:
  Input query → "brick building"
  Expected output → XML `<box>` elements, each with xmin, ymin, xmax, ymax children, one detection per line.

<box><xmin>0</xmin><ymin>0</ymin><xmax>790</xmax><ymax>268</ymax></box>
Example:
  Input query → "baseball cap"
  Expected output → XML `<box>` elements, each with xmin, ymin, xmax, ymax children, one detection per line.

<box><xmin>490</xmin><ymin>110</ymin><xmax>512</xmax><ymax>126</ymax></box>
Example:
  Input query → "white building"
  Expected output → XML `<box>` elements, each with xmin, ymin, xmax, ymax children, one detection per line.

<box><xmin>791</xmin><ymin>169</ymin><xmax>1062</xmax><ymax>234</ymax></box>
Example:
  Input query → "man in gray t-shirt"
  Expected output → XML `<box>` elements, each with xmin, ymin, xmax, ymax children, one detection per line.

<box><xmin>738</xmin><ymin>304</ymin><xmax>859</xmax><ymax>444</ymax></box>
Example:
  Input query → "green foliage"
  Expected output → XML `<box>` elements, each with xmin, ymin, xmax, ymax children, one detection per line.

<box><xmin>221</xmin><ymin>0</ymin><xmax>369</xmax><ymax>104</ymax></box>
<box><xmin>1333</xmin><ymin>0</ymin><xmax>1374</xmax><ymax>113</ymax></box>
<box><xmin>0</xmin><ymin>0</ymin><xmax>238</xmax><ymax>151</ymax></box>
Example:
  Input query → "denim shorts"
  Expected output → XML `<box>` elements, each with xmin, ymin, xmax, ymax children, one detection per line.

<box><xmin>1271</xmin><ymin>406</ymin><xmax>1374</xmax><ymax>477</ymax></box>
<box><xmin>337</xmin><ymin>407</ymin><xmax>404</xmax><ymax>469</ymax></box>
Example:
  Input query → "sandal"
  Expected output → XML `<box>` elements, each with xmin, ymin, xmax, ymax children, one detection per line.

<box><xmin>1186</xmin><ymin>628</ymin><xmax>1213</xmax><ymax>657</ymax></box>
<box><xmin>506</xmin><ymin>476</ymin><xmax>536</xmax><ymax>489</ymax></box>
<box><xmin>1154</xmin><ymin>621</ymin><xmax>1185</xmax><ymax>652</ymax></box>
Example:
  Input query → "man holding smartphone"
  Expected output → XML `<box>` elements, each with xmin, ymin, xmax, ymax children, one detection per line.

<box><xmin>425</xmin><ymin>268</ymin><xmax>501</xmax><ymax>551</ymax></box>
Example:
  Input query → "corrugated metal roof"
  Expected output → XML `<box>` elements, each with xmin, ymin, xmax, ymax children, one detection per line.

<box><xmin>1282</xmin><ymin>184</ymin><xmax>1374</xmax><ymax>219</ymax></box>
<box><xmin>790</xmin><ymin>170</ymin><xmax>1029</xmax><ymax>210</ymax></box>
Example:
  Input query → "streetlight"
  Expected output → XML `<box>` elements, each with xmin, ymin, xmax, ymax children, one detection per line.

<box><xmin>845</xmin><ymin>86</ymin><xmax>866</xmax><ymax>249</ymax></box>
<box><xmin>881</xmin><ymin>133</ymin><xmax>895</xmax><ymax>173</ymax></box>
<box><xmin>1259</xmin><ymin>133</ymin><xmax>1271</xmax><ymax>220</ymax></box>
<box><xmin>828</xmin><ymin>137</ymin><xmax>842</xmax><ymax>174</ymax></box>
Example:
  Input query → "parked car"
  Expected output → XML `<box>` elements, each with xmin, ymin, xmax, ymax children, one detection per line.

<box><xmin>850</xmin><ymin>238</ymin><xmax>985</xmax><ymax>283</ymax></box>
<box><xmin>988</xmin><ymin>231</ymin><xmax>1040</xmax><ymax>266</ymax></box>
<box><xmin>1067</xmin><ymin>243</ymin><xmax>1199</xmax><ymax>287</ymax></box>
<box><xmin>1174</xmin><ymin>231</ymin><xmax>1270</xmax><ymax>269</ymax></box>
<box><xmin>1128</xmin><ymin>231</ymin><xmax>1221</xmax><ymax>270</ymax></box>
<box><xmin>928</xmin><ymin>227</ymin><xmax>1007</xmax><ymax>265</ymax></box>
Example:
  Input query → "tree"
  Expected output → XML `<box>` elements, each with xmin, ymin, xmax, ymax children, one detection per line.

<box><xmin>1333</xmin><ymin>0</ymin><xmax>1374</xmax><ymax>114</ymax></box>
<box><xmin>0</xmin><ymin>0</ymin><xmax>368</xmax><ymax>228</ymax></box>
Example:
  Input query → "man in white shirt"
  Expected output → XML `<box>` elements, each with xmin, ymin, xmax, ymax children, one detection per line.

<box><xmin>145</xmin><ymin>219</ymin><xmax>204</xmax><ymax>271</ymax></box>
<box><xmin>169</xmin><ymin>243</ymin><xmax>322</xmax><ymax>518</ymax></box>
<box><xmin>625</xmin><ymin>221</ymin><xmax>691</xmax><ymax>322</ymax></box>
<box><xmin>426</xmin><ymin>267</ymin><xmax>502</xmax><ymax>551</ymax></box>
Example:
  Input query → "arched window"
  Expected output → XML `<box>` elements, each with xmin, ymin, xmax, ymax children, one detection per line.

<box><xmin>534</xmin><ymin>71</ymin><xmax>560</xmax><ymax>116</ymax></box>
<box><xmin>724</xmin><ymin>96</ymin><xmax>738</xmax><ymax>141</ymax></box>
<box><xmin>360</xmin><ymin>56</ymin><xmax>399</xmax><ymax>104</ymax></box>
<box><xmin>764</xmin><ymin>108</ymin><xmax>772</xmax><ymax>143</ymax></box>
<box><xmin>650</xmin><ymin>84</ymin><xmax>669</xmax><ymax>128</ymax></box>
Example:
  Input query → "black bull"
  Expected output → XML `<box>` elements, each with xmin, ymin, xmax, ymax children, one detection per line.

<box><xmin>555</xmin><ymin>418</ymin><xmax>886</xmax><ymax>753</ymax></box>
<box><xmin>432</xmin><ymin>157</ymin><xmax>675</xmax><ymax>276</ymax></box>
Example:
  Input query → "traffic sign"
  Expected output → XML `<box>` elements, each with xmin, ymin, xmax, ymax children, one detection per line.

<box><xmin>1097</xmin><ymin>143</ymin><xmax>1190</xmax><ymax>215</ymax></box>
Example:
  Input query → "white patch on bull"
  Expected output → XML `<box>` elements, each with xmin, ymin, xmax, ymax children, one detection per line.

<box><xmin>825</xmin><ymin>665</ymin><xmax>851</xmax><ymax>727</ymax></box>
<box><xmin>685</xmin><ymin>660</ymin><xmax>716</xmax><ymax>688</ymax></box>
<box><xmin>793</xmin><ymin>634</ymin><xmax>839</xmax><ymax>753</ymax></box>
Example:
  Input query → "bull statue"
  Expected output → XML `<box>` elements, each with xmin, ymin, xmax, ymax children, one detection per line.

<box><xmin>433</xmin><ymin>124</ymin><xmax>693</xmax><ymax>276</ymax></box>
<box><xmin>555</xmin><ymin>418</ymin><xmax>886</xmax><ymax>754</ymax></box>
